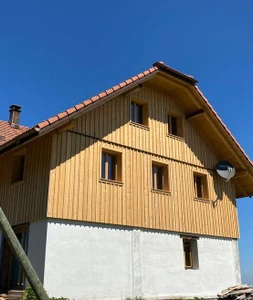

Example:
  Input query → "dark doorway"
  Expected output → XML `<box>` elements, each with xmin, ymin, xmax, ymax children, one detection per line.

<box><xmin>0</xmin><ymin>224</ymin><xmax>29</xmax><ymax>293</ymax></box>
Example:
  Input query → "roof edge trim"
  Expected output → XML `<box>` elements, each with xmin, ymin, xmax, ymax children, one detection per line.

<box><xmin>193</xmin><ymin>85</ymin><xmax>253</xmax><ymax>170</ymax></box>
<box><xmin>153</xmin><ymin>61</ymin><xmax>198</xmax><ymax>85</ymax></box>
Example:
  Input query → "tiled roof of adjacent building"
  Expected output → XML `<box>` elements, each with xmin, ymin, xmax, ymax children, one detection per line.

<box><xmin>0</xmin><ymin>120</ymin><xmax>29</xmax><ymax>146</ymax></box>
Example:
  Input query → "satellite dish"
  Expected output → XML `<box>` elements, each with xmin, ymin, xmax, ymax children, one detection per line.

<box><xmin>216</xmin><ymin>161</ymin><xmax>236</xmax><ymax>182</ymax></box>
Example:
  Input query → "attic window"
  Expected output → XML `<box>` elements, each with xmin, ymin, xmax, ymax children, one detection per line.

<box><xmin>11</xmin><ymin>153</ymin><xmax>25</xmax><ymax>184</ymax></box>
<box><xmin>168</xmin><ymin>113</ymin><xmax>183</xmax><ymax>137</ymax></box>
<box><xmin>130</xmin><ymin>97</ymin><xmax>148</xmax><ymax>126</ymax></box>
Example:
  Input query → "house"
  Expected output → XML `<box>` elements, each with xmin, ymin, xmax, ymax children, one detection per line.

<box><xmin>0</xmin><ymin>61</ymin><xmax>253</xmax><ymax>300</ymax></box>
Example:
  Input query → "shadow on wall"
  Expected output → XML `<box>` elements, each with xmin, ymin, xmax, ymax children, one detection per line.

<box><xmin>50</xmin><ymin>88</ymin><xmax>235</xmax><ymax>207</ymax></box>
<box><xmin>49</xmin><ymin>94</ymin><xmax>131</xmax><ymax>172</ymax></box>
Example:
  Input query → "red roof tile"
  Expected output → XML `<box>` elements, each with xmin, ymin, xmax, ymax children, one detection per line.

<box><xmin>66</xmin><ymin>107</ymin><xmax>76</xmax><ymax>114</ymax></box>
<box><xmin>75</xmin><ymin>103</ymin><xmax>84</xmax><ymax>110</ymax></box>
<box><xmin>112</xmin><ymin>85</ymin><xmax>120</xmax><ymax>91</ymax></box>
<box><xmin>98</xmin><ymin>92</ymin><xmax>107</xmax><ymax>98</ymax></box>
<box><xmin>106</xmin><ymin>88</ymin><xmax>114</xmax><ymax>95</ymax></box>
<box><xmin>48</xmin><ymin>116</ymin><xmax>59</xmax><ymax>124</ymax></box>
<box><xmin>119</xmin><ymin>82</ymin><xmax>127</xmax><ymax>88</ymax></box>
<box><xmin>84</xmin><ymin>99</ymin><xmax>93</xmax><ymax>106</ymax></box>
<box><xmin>0</xmin><ymin>121</ymin><xmax>29</xmax><ymax>146</ymax></box>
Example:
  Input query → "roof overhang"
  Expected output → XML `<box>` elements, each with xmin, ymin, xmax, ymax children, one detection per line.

<box><xmin>146</xmin><ymin>71</ymin><xmax>253</xmax><ymax>198</ymax></box>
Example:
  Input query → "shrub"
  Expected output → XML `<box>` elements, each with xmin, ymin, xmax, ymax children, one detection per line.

<box><xmin>24</xmin><ymin>287</ymin><xmax>69</xmax><ymax>300</ymax></box>
<box><xmin>24</xmin><ymin>287</ymin><xmax>37</xmax><ymax>300</ymax></box>
<box><xmin>125</xmin><ymin>297</ymin><xmax>145</xmax><ymax>300</ymax></box>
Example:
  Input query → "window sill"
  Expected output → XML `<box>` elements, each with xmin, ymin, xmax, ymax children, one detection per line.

<box><xmin>194</xmin><ymin>197</ymin><xmax>210</xmax><ymax>204</ymax></box>
<box><xmin>99</xmin><ymin>179</ymin><xmax>123</xmax><ymax>186</ymax></box>
<box><xmin>151</xmin><ymin>189</ymin><xmax>171</xmax><ymax>196</ymax></box>
<box><xmin>167</xmin><ymin>133</ymin><xmax>185</xmax><ymax>141</ymax></box>
<box><xmin>129</xmin><ymin>121</ymin><xmax>150</xmax><ymax>131</ymax></box>
<box><xmin>10</xmin><ymin>180</ymin><xmax>24</xmax><ymax>187</ymax></box>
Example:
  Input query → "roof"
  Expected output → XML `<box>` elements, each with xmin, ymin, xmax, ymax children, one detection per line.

<box><xmin>36</xmin><ymin>62</ymin><xmax>197</xmax><ymax>130</ymax></box>
<box><xmin>0</xmin><ymin>61</ymin><xmax>252</xmax><ymax>197</ymax></box>
<box><xmin>0</xmin><ymin>121</ymin><xmax>29</xmax><ymax>146</ymax></box>
<box><xmin>0</xmin><ymin>62</ymin><xmax>197</xmax><ymax>139</ymax></box>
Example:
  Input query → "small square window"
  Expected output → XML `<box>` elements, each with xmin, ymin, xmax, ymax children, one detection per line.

<box><xmin>168</xmin><ymin>114</ymin><xmax>183</xmax><ymax>137</ymax></box>
<box><xmin>11</xmin><ymin>154</ymin><xmax>25</xmax><ymax>184</ymax></box>
<box><xmin>101</xmin><ymin>150</ymin><xmax>122</xmax><ymax>182</ymax></box>
<box><xmin>194</xmin><ymin>173</ymin><xmax>208</xmax><ymax>199</ymax></box>
<box><xmin>183</xmin><ymin>238</ymin><xmax>199</xmax><ymax>269</ymax></box>
<box><xmin>152</xmin><ymin>163</ymin><xmax>169</xmax><ymax>191</ymax></box>
<box><xmin>130</xmin><ymin>99</ymin><xmax>148</xmax><ymax>126</ymax></box>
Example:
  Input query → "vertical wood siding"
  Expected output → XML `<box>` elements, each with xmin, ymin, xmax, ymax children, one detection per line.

<box><xmin>47</xmin><ymin>85</ymin><xmax>239</xmax><ymax>238</ymax></box>
<box><xmin>0</xmin><ymin>133</ymin><xmax>52</xmax><ymax>226</ymax></box>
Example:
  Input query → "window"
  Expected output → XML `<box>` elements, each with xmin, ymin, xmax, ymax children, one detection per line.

<box><xmin>194</xmin><ymin>173</ymin><xmax>208</xmax><ymax>199</ymax></box>
<box><xmin>101</xmin><ymin>150</ymin><xmax>122</xmax><ymax>182</ymax></box>
<box><xmin>168</xmin><ymin>114</ymin><xmax>183</xmax><ymax>137</ymax></box>
<box><xmin>11</xmin><ymin>154</ymin><xmax>25</xmax><ymax>184</ymax></box>
<box><xmin>152</xmin><ymin>163</ymin><xmax>169</xmax><ymax>191</ymax></box>
<box><xmin>130</xmin><ymin>98</ymin><xmax>148</xmax><ymax>126</ymax></box>
<box><xmin>131</xmin><ymin>102</ymin><xmax>142</xmax><ymax>124</ymax></box>
<box><xmin>183</xmin><ymin>238</ymin><xmax>199</xmax><ymax>269</ymax></box>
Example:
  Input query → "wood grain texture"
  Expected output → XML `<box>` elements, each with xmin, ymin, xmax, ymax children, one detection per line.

<box><xmin>46</xmin><ymin>84</ymin><xmax>239</xmax><ymax>238</ymax></box>
<box><xmin>0</xmin><ymin>133</ymin><xmax>52</xmax><ymax>226</ymax></box>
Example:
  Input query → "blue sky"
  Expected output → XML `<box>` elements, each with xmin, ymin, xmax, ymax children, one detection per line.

<box><xmin>1</xmin><ymin>0</ymin><xmax>253</xmax><ymax>284</ymax></box>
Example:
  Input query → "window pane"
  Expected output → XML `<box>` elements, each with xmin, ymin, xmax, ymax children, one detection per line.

<box><xmin>156</xmin><ymin>166</ymin><xmax>163</xmax><ymax>190</ymax></box>
<box><xmin>196</xmin><ymin>176</ymin><xmax>202</xmax><ymax>198</ymax></box>
<box><xmin>135</xmin><ymin>103</ymin><xmax>143</xmax><ymax>124</ymax></box>
<box><xmin>101</xmin><ymin>153</ymin><xmax>106</xmax><ymax>179</ymax></box>
<box><xmin>131</xmin><ymin>102</ymin><xmax>135</xmax><ymax>122</ymax></box>
<box><xmin>152</xmin><ymin>166</ymin><xmax>156</xmax><ymax>189</ymax></box>
<box><xmin>184</xmin><ymin>241</ymin><xmax>192</xmax><ymax>267</ymax></box>
<box><xmin>171</xmin><ymin>116</ymin><xmax>178</xmax><ymax>135</ymax></box>
<box><xmin>11</xmin><ymin>155</ymin><xmax>25</xmax><ymax>183</ymax></box>
<box><xmin>18</xmin><ymin>155</ymin><xmax>25</xmax><ymax>180</ymax></box>
<box><xmin>108</xmin><ymin>154</ymin><xmax>116</xmax><ymax>180</ymax></box>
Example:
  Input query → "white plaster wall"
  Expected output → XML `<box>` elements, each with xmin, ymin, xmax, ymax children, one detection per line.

<box><xmin>26</xmin><ymin>220</ymin><xmax>48</xmax><ymax>286</ymax></box>
<box><xmin>44</xmin><ymin>220</ymin><xmax>132</xmax><ymax>300</ymax></box>
<box><xmin>232</xmin><ymin>239</ymin><xmax>241</xmax><ymax>284</ymax></box>
<box><xmin>43</xmin><ymin>220</ymin><xmax>241</xmax><ymax>300</ymax></box>
<box><xmin>141</xmin><ymin>231</ymin><xmax>240</xmax><ymax>298</ymax></box>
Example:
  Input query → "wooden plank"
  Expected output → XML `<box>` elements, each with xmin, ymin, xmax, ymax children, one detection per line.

<box><xmin>0</xmin><ymin>84</ymin><xmax>240</xmax><ymax>238</ymax></box>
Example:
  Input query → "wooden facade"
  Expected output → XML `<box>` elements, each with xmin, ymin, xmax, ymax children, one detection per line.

<box><xmin>0</xmin><ymin>134</ymin><xmax>52</xmax><ymax>226</ymax></box>
<box><xmin>46</xmin><ymin>84</ymin><xmax>239</xmax><ymax>238</ymax></box>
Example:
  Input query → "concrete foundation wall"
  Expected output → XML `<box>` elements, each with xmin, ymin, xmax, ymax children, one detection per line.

<box><xmin>42</xmin><ymin>219</ymin><xmax>241</xmax><ymax>300</ymax></box>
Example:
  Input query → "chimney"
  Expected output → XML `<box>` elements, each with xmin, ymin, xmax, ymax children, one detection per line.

<box><xmin>9</xmin><ymin>105</ymin><xmax>21</xmax><ymax>129</ymax></box>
